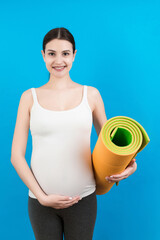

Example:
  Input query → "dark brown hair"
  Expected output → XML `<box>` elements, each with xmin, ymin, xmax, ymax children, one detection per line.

<box><xmin>42</xmin><ymin>27</ymin><xmax>76</xmax><ymax>54</ymax></box>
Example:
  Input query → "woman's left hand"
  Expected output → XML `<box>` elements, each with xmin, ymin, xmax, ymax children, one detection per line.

<box><xmin>105</xmin><ymin>158</ymin><xmax>137</xmax><ymax>184</ymax></box>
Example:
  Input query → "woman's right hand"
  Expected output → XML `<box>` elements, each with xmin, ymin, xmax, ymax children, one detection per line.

<box><xmin>40</xmin><ymin>194</ymin><xmax>81</xmax><ymax>209</ymax></box>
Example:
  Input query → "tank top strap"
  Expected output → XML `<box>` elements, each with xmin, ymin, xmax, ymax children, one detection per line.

<box><xmin>82</xmin><ymin>85</ymin><xmax>88</xmax><ymax>102</ymax></box>
<box><xmin>31</xmin><ymin>88</ymin><xmax>38</xmax><ymax>104</ymax></box>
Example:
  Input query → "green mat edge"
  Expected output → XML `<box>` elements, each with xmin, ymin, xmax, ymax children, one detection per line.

<box><xmin>101</xmin><ymin>116</ymin><xmax>150</xmax><ymax>154</ymax></box>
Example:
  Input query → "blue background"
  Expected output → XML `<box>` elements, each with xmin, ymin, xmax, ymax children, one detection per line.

<box><xmin>0</xmin><ymin>0</ymin><xmax>159</xmax><ymax>239</ymax></box>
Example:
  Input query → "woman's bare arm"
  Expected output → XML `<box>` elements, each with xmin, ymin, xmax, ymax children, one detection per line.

<box><xmin>10</xmin><ymin>89</ymin><xmax>47</xmax><ymax>205</ymax></box>
<box><xmin>92</xmin><ymin>87</ymin><xmax>107</xmax><ymax>136</ymax></box>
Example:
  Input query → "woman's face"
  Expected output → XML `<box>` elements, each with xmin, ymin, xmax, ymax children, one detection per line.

<box><xmin>41</xmin><ymin>39</ymin><xmax>77</xmax><ymax>78</ymax></box>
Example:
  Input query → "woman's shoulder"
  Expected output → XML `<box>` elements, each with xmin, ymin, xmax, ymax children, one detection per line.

<box><xmin>85</xmin><ymin>85</ymin><xmax>101</xmax><ymax>112</ymax></box>
<box><xmin>19</xmin><ymin>88</ymin><xmax>34</xmax><ymax>113</ymax></box>
<box><xmin>87</xmin><ymin>85</ymin><xmax>100</xmax><ymax>98</ymax></box>
<box><xmin>20</xmin><ymin>88</ymin><xmax>33</xmax><ymax>101</ymax></box>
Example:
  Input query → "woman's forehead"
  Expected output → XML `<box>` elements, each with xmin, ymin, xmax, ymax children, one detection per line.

<box><xmin>46</xmin><ymin>39</ymin><xmax>72</xmax><ymax>50</ymax></box>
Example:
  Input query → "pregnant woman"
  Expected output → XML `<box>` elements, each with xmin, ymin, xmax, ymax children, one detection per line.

<box><xmin>11</xmin><ymin>27</ymin><xmax>137</xmax><ymax>240</ymax></box>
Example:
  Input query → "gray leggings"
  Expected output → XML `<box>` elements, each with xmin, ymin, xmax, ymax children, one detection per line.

<box><xmin>28</xmin><ymin>190</ymin><xmax>97</xmax><ymax>240</ymax></box>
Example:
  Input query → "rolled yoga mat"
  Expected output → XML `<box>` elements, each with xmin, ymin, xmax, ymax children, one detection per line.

<box><xmin>91</xmin><ymin>116</ymin><xmax>150</xmax><ymax>195</ymax></box>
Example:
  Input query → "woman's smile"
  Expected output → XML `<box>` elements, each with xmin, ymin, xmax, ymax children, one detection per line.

<box><xmin>52</xmin><ymin>66</ymin><xmax>66</xmax><ymax>71</ymax></box>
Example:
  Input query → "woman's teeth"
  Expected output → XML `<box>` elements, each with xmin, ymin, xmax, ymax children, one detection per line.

<box><xmin>53</xmin><ymin>66</ymin><xmax>66</xmax><ymax>69</ymax></box>
<box><xmin>53</xmin><ymin>66</ymin><xmax>66</xmax><ymax>71</ymax></box>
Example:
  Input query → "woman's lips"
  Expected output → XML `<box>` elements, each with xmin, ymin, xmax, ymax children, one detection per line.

<box><xmin>52</xmin><ymin>66</ymin><xmax>66</xmax><ymax>71</ymax></box>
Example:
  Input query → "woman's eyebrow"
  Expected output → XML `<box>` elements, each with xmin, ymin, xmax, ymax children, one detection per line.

<box><xmin>47</xmin><ymin>49</ymin><xmax>71</xmax><ymax>52</ymax></box>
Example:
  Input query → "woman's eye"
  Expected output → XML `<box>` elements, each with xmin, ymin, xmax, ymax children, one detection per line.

<box><xmin>48</xmin><ymin>53</ymin><xmax>55</xmax><ymax>56</ymax></box>
<box><xmin>48</xmin><ymin>52</ymin><xmax>69</xmax><ymax>56</ymax></box>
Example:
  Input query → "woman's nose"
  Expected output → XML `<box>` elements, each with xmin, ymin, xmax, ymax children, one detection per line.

<box><xmin>54</xmin><ymin>54</ymin><xmax>63</xmax><ymax>63</ymax></box>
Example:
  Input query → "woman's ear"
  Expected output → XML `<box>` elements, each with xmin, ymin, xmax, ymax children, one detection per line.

<box><xmin>41</xmin><ymin>50</ymin><xmax>46</xmax><ymax>62</ymax></box>
<box><xmin>73</xmin><ymin>49</ymin><xmax>77</xmax><ymax>62</ymax></box>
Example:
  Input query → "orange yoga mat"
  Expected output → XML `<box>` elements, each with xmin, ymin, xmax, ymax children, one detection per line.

<box><xmin>91</xmin><ymin>116</ymin><xmax>150</xmax><ymax>195</ymax></box>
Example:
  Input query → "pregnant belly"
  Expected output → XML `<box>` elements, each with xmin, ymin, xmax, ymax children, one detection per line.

<box><xmin>30</xmin><ymin>155</ymin><xmax>95</xmax><ymax>197</ymax></box>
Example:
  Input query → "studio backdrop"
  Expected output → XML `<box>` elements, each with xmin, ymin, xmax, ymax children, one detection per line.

<box><xmin>0</xmin><ymin>0</ymin><xmax>159</xmax><ymax>239</ymax></box>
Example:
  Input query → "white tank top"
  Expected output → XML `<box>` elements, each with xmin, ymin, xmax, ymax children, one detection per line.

<box><xmin>28</xmin><ymin>85</ymin><xmax>96</xmax><ymax>199</ymax></box>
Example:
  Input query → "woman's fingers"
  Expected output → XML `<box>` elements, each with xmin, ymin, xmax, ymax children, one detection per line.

<box><xmin>56</xmin><ymin>197</ymin><xmax>81</xmax><ymax>209</ymax></box>
<box><xmin>105</xmin><ymin>175</ymin><xmax>128</xmax><ymax>182</ymax></box>
<box><xmin>60</xmin><ymin>196</ymin><xmax>81</xmax><ymax>203</ymax></box>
